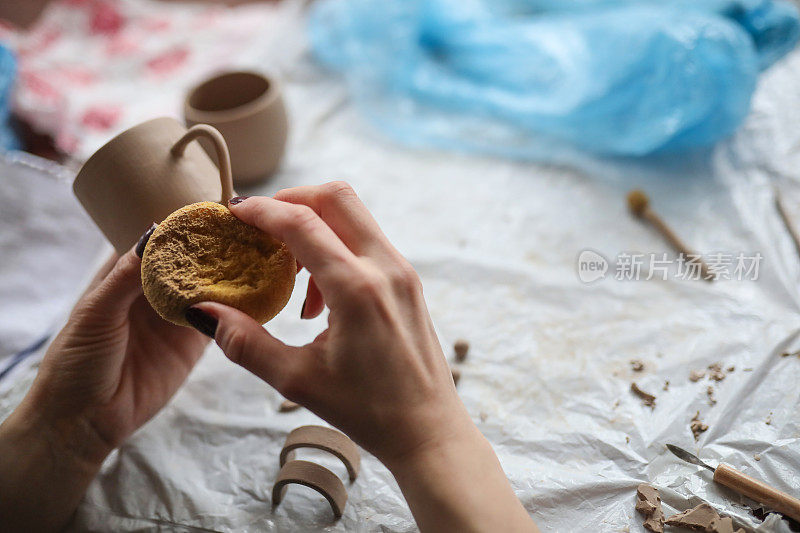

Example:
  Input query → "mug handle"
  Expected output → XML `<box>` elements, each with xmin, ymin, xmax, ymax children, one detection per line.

<box><xmin>171</xmin><ymin>124</ymin><xmax>235</xmax><ymax>203</ymax></box>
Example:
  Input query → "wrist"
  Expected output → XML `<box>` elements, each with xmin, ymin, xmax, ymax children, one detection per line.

<box><xmin>0</xmin><ymin>392</ymin><xmax>109</xmax><ymax>531</ymax></box>
<box><xmin>9</xmin><ymin>386</ymin><xmax>112</xmax><ymax>473</ymax></box>
<box><xmin>383</xmin><ymin>410</ymin><xmax>482</xmax><ymax>478</ymax></box>
<box><xmin>383</xmin><ymin>411</ymin><xmax>538</xmax><ymax>533</ymax></box>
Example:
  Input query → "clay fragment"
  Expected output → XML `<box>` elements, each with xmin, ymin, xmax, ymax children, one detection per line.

<box><xmin>780</xmin><ymin>349</ymin><xmax>800</xmax><ymax>358</ymax></box>
<box><xmin>706</xmin><ymin>386</ymin><xmax>716</xmax><ymax>405</ymax></box>
<box><xmin>663</xmin><ymin>380</ymin><xmax>670</xmax><ymax>391</ymax></box>
<box><xmin>707</xmin><ymin>363</ymin><xmax>726</xmax><ymax>382</ymax></box>
<box><xmin>709</xmin><ymin>516</ymin><xmax>746</xmax><ymax>533</ymax></box>
<box><xmin>691</xmin><ymin>411</ymin><xmax>708</xmax><ymax>441</ymax></box>
<box><xmin>726</xmin><ymin>365</ymin><xmax>735</xmax><ymax>372</ymax></box>
<box><xmin>279</xmin><ymin>400</ymin><xmax>301</xmax><ymax>413</ymax></box>
<box><xmin>630</xmin><ymin>359</ymin><xmax>645</xmax><ymax>372</ymax></box>
<box><xmin>765</xmin><ymin>412</ymin><xmax>773</xmax><ymax>425</ymax></box>
<box><xmin>454</xmin><ymin>339</ymin><xmax>470</xmax><ymax>362</ymax></box>
<box><xmin>754</xmin><ymin>454</ymin><xmax>761</xmax><ymax>461</ymax></box>
<box><xmin>631</xmin><ymin>382</ymin><xmax>656</xmax><ymax>408</ymax></box>
<box><xmin>689</xmin><ymin>370</ymin><xmax>706</xmax><ymax>382</ymax></box>
<box><xmin>635</xmin><ymin>484</ymin><xmax>665</xmax><ymax>533</ymax></box>
<box><xmin>664</xmin><ymin>503</ymin><xmax>745</xmax><ymax>533</ymax></box>
<box><xmin>665</xmin><ymin>503</ymin><xmax>718</xmax><ymax>530</ymax></box>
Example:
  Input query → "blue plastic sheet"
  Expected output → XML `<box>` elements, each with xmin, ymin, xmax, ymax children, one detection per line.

<box><xmin>309</xmin><ymin>0</ymin><xmax>800</xmax><ymax>158</ymax></box>
<box><xmin>0</xmin><ymin>45</ymin><xmax>18</xmax><ymax>152</ymax></box>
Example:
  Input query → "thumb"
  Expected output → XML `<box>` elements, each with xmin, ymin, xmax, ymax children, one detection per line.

<box><xmin>188</xmin><ymin>302</ymin><xmax>307</xmax><ymax>395</ymax></box>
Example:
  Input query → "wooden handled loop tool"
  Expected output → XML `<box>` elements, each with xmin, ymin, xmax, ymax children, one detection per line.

<box><xmin>627</xmin><ymin>189</ymin><xmax>713</xmax><ymax>282</ymax></box>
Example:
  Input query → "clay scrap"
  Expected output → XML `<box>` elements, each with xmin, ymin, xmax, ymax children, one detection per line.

<box><xmin>706</xmin><ymin>386</ymin><xmax>716</xmax><ymax>406</ymax></box>
<box><xmin>279</xmin><ymin>400</ymin><xmax>301</xmax><ymax>413</ymax></box>
<box><xmin>689</xmin><ymin>363</ymin><xmax>731</xmax><ymax>383</ymax></box>
<box><xmin>664</xmin><ymin>503</ymin><xmax>744</xmax><ymax>533</ymax></box>
<box><xmin>454</xmin><ymin>339</ymin><xmax>470</xmax><ymax>362</ymax></box>
<box><xmin>707</xmin><ymin>363</ymin><xmax>726</xmax><ymax>382</ymax></box>
<box><xmin>631</xmin><ymin>382</ymin><xmax>656</xmax><ymax>408</ymax></box>
<box><xmin>689</xmin><ymin>370</ymin><xmax>706</xmax><ymax>382</ymax></box>
<box><xmin>665</xmin><ymin>503</ymin><xmax>717</xmax><ymax>530</ymax></box>
<box><xmin>635</xmin><ymin>484</ymin><xmax>665</xmax><ymax>533</ymax></box>
<box><xmin>709</xmin><ymin>516</ymin><xmax>746</xmax><ymax>533</ymax></box>
<box><xmin>691</xmin><ymin>411</ymin><xmax>708</xmax><ymax>441</ymax></box>
<box><xmin>630</xmin><ymin>359</ymin><xmax>645</xmax><ymax>372</ymax></box>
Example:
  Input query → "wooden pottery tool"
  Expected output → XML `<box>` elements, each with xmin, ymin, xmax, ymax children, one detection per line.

<box><xmin>627</xmin><ymin>189</ymin><xmax>712</xmax><ymax>282</ymax></box>
<box><xmin>185</xmin><ymin>70</ymin><xmax>288</xmax><ymax>186</ymax></box>
<box><xmin>74</xmin><ymin>117</ymin><xmax>234</xmax><ymax>254</ymax></box>
<box><xmin>666</xmin><ymin>444</ymin><xmax>800</xmax><ymax>521</ymax></box>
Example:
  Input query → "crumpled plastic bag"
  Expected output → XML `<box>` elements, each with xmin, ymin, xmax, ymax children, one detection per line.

<box><xmin>0</xmin><ymin>44</ymin><xmax>19</xmax><ymax>152</ymax></box>
<box><xmin>309</xmin><ymin>0</ymin><xmax>800</xmax><ymax>158</ymax></box>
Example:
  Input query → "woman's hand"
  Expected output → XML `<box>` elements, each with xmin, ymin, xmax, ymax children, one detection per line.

<box><xmin>189</xmin><ymin>182</ymin><xmax>538</xmax><ymax>532</ymax></box>
<box><xmin>0</xmin><ymin>239</ymin><xmax>208</xmax><ymax>532</ymax></box>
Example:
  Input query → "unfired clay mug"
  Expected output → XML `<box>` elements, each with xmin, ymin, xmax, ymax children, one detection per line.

<box><xmin>73</xmin><ymin>117</ymin><xmax>235</xmax><ymax>254</ymax></box>
<box><xmin>184</xmin><ymin>71</ymin><xmax>288</xmax><ymax>186</ymax></box>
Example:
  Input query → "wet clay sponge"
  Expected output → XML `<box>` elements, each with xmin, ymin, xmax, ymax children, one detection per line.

<box><xmin>141</xmin><ymin>201</ymin><xmax>295</xmax><ymax>326</ymax></box>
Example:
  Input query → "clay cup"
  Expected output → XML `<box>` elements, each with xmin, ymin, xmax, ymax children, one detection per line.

<box><xmin>184</xmin><ymin>71</ymin><xmax>288</xmax><ymax>186</ymax></box>
<box><xmin>73</xmin><ymin>117</ymin><xmax>234</xmax><ymax>254</ymax></box>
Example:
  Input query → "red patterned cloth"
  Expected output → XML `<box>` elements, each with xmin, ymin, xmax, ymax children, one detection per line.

<box><xmin>0</xmin><ymin>0</ymin><xmax>301</xmax><ymax>160</ymax></box>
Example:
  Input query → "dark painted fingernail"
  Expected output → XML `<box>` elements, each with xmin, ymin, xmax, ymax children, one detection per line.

<box><xmin>228</xmin><ymin>196</ymin><xmax>250</xmax><ymax>206</ymax></box>
<box><xmin>185</xmin><ymin>307</ymin><xmax>218</xmax><ymax>338</ymax></box>
<box><xmin>135</xmin><ymin>223</ymin><xmax>157</xmax><ymax>258</ymax></box>
<box><xmin>300</xmin><ymin>297</ymin><xmax>308</xmax><ymax>319</ymax></box>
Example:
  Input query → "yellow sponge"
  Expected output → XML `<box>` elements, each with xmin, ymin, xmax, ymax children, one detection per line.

<box><xmin>141</xmin><ymin>201</ymin><xmax>295</xmax><ymax>326</ymax></box>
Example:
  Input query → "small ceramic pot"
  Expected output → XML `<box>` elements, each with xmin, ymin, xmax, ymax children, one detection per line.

<box><xmin>73</xmin><ymin>117</ymin><xmax>234</xmax><ymax>254</ymax></box>
<box><xmin>184</xmin><ymin>70</ymin><xmax>288</xmax><ymax>186</ymax></box>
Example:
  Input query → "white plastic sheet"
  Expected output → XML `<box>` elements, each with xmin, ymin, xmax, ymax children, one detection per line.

<box><xmin>0</xmin><ymin>151</ymin><xmax>105</xmax><ymax>392</ymax></box>
<box><xmin>1</xmin><ymin>3</ymin><xmax>800</xmax><ymax>531</ymax></box>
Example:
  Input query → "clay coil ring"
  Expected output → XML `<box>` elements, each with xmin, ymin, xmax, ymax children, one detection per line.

<box><xmin>279</xmin><ymin>425</ymin><xmax>360</xmax><ymax>483</ymax></box>
<box><xmin>272</xmin><ymin>460</ymin><xmax>347</xmax><ymax>519</ymax></box>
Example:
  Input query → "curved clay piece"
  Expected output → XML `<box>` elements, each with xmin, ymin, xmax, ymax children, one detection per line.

<box><xmin>272</xmin><ymin>460</ymin><xmax>347</xmax><ymax>519</ymax></box>
<box><xmin>280</xmin><ymin>425</ymin><xmax>360</xmax><ymax>482</ymax></box>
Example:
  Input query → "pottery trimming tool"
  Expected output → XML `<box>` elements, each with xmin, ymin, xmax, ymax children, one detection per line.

<box><xmin>626</xmin><ymin>189</ymin><xmax>713</xmax><ymax>282</ymax></box>
<box><xmin>666</xmin><ymin>444</ymin><xmax>800</xmax><ymax>522</ymax></box>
